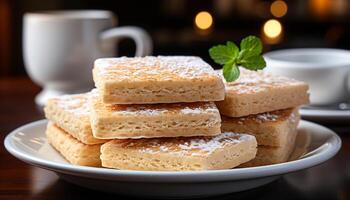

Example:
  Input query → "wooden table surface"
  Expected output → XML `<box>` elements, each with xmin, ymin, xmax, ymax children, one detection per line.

<box><xmin>1</xmin><ymin>78</ymin><xmax>350</xmax><ymax>200</ymax></box>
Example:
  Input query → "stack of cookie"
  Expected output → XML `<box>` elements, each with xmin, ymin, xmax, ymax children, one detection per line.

<box><xmin>44</xmin><ymin>56</ymin><xmax>258</xmax><ymax>170</ymax></box>
<box><xmin>218</xmin><ymin>69</ymin><xmax>309</xmax><ymax>166</ymax></box>
<box><xmin>44</xmin><ymin>93</ymin><xmax>107</xmax><ymax>166</ymax></box>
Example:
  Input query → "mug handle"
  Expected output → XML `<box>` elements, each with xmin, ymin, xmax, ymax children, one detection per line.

<box><xmin>347</xmin><ymin>71</ymin><xmax>350</xmax><ymax>94</ymax></box>
<box><xmin>100</xmin><ymin>26</ymin><xmax>152</xmax><ymax>56</ymax></box>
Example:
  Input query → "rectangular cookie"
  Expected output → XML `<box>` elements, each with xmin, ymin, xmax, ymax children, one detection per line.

<box><xmin>46</xmin><ymin>122</ymin><xmax>101</xmax><ymax>167</ymax></box>
<box><xmin>216</xmin><ymin>68</ymin><xmax>309</xmax><ymax>117</ymax></box>
<box><xmin>93</xmin><ymin>56</ymin><xmax>225</xmax><ymax>104</ymax></box>
<box><xmin>240</xmin><ymin>129</ymin><xmax>297</xmax><ymax>167</ymax></box>
<box><xmin>89</xmin><ymin>90</ymin><xmax>221</xmax><ymax>139</ymax></box>
<box><xmin>221</xmin><ymin>108</ymin><xmax>299</xmax><ymax>147</ymax></box>
<box><xmin>44</xmin><ymin>93</ymin><xmax>106</xmax><ymax>145</ymax></box>
<box><xmin>101</xmin><ymin>132</ymin><xmax>257</xmax><ymax>171</ymax></box>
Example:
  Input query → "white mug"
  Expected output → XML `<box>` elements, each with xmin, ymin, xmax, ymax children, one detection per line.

<box><xmin>264</xmin><ymin>48</ymin><xmax>350</xmax><ymax>105</ymax></box>
<box><xmin>23</xmin><ymin>10</ymin><xmax>153</xmax><ymax>106</ymax></box>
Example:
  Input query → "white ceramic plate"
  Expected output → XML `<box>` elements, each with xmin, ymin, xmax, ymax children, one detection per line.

<box><xmin>300</xmin><ymin>107</ymin><xmax>350</xmax><ymax>123</ymax></box>
<box><xmin>4</xmin><ymin>120</ymin><xmax>341</xmax><ymax>198</ymax></box>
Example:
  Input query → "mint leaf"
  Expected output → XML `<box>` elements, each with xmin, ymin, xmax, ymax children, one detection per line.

<box><xmin>237</xmin><ymin>49</ymin><xmax>266</xmax><ymax>70</ymax></box>
<box><xmin>239</xmin><ymin>55</ymin><xmax>266</xmax><ymax>70</ymax></box>
<box><xmin>223</xmin><ymin>62</ymin><xmax>240</xmax><ymax>82</ymax></box>
<box><xmin>236</xmin><ymin>49</ymin><xmax>248</xmax><ymax>62</ymax></box>
<box><xmin>209</xmin><ymin>42</ymin><xmax>238</xmax><ymax>65</ymax></box>
<box><xmin>240</xmin><ymin>35</ymin><xmax>262</xmax><ymax>56</ymax></box>
<box><xmin>226</xmin><ymin>41</ymin><xmax>239</xmax><ymax>58</ymax></box>
<box><xmin>209</xmin><ymin>35</ymin><xmax>265</xmax><ymax>82</ymax></box>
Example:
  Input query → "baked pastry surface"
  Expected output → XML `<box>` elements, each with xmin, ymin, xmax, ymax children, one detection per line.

<box><xmin>90</xmin><ymin>90</ymin><xmax>221</xmax><ymax>139</ymax></box>
<box><xmin>93</xmin><ymin>56</ymin><xmax>225</xmax><ymax>104</ymax></box>
<box><xmin>221</xmin><ymin>108</ymin><xmax>300</xmax><ymax>147</ymax></box>
<box><xmin>216</xmin><ymin>69</ymin><xmax>309</xmax><ymax>117</ymax></box>
<box><xmin>240</xmin><ymin>128</ymin><xmax>297</xmax><ymax>167</ymax></box>
<box><xmin>46</xmin><ymin>122</ymin><xmax>101</xmax><ymax>167</ymax></box>
<box><xmin>44</xmin><ymin>93</ymin><xmax>106</xmax><ymax>144</ymax></box>
<box><xmin>101</xmin><ymin>132</ymin><xmax>257</xmax><ymax>171</ymax></box>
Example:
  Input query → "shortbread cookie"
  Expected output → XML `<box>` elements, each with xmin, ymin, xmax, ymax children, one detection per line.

<box><xmin>101</xmin><ymin>132</ymin><xmax>257</xmax><ymax>171</ymax></box>
<box><xmin>240</xmin><ymin>129</ymin><xmax>297</xmax><ymax>167</ymax></box>
<box><xmin>46</xmin><ymin>122</ymin><xmax>101</xmax><ymax>167</ymax></box>
<box><xmin>93</xmin><ymin>56</ymin><xmax>225</xmax><ymax>104</ymax></box>
<box><xmin>89</xmin><ymin>90</ymin><xmax>221</xmax><ymax>139</ymax></box>
<box><xmin>216</xmin><ymin>68</ymin><xmax>309</xmax><ymax>117</ymax></box>
<box><xmin>44</xmin><ymin>93</ymin><xmax>106</xmax><ymax>144</ymax></box>
<box><xmin>221</xmin><ymin>108</ymin><xmax>299</xmax><ymax>147</ymax></box>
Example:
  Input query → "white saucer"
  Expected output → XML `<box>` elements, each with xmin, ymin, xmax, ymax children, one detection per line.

<box><xmin>300</xmin><ymin>107</ymin><xmax>350</xmax><ymax>122</ymax></box>
<box><xmin>4</xmin><ymin>120</ymin><xmax>341</xmax><ymax>198</ymax></box>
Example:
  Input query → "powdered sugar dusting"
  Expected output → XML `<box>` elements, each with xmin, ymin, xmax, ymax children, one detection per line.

<box><xmin>180</xmin><ymin>107</ymin><xmax>216</xmax><ymax>115</ymax></box>
<box><xmin>94</xmin><ymin>56</ymin><xmax>220</xmax><ymax>81</ymax></box>
<box><xmin>228</xmin><ymin>112</ymin><xmax>279</xmax><ymax>123</ymax></box>
<box><xmin>222</xmin><ymin>108</ymin><xmax>294</xmax><ymax>124</ymax></box>
<box><xmin>181</xmin><ymin>107</ymin><xmax>202</xmax><ymax>115</ymax></box>
<box><xmin>116</xmin><ymin>106</ymin><xmax>170</xmax><ymax>116</ymax></box>
<box><xmin>109</xmin><ymin>103</ymin><xmax>219</xmax><ymax>116</ymax></box>
<box><xmin>218</xmin><ymin>68</ymin><xmax>306</xmax><ymax>94</ymax></box>
<box><xmin>256</xmin><ymin>113</ymin><xmax>279</xmax><ymax>121</ymax></box>
<box><xmin>54</xmin><ymin>93</ymin><xmax>90</xmax><ymax>117</ymax></box>
<box><xmin>180</xmin><ymin>102</ymin><xmax>219</xmax><ymax>115</ymax></box>
<box><xmin>289</xmin><ymin>110</ymin><xmax>299</xmax><ymax>124</ymax></box>
<box><xmin>120</xmin><ymin>133</ymin><xmax>254</xmax><ymax>156</ymax></box>
<box><xmin>111</xmin><ymin>102</ymin><xmax>219</xmax><ymax>116</ymax></box>
<box><xmin>90</xmin><ymin>89</ymin><xmax>219</xmax><ymax>116</ymax></box>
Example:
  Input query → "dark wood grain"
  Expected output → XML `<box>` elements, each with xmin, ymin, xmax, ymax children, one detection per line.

<box><xmin>1</xmin><ymin>78</ymin><xmax>349</xmax><ymax>200</ymax></box>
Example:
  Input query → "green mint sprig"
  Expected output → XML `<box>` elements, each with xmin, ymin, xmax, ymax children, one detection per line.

<box><xmin>209</xmin><ymin>35</ymin><xmax>266</xmax><ymax>82</ymax></box>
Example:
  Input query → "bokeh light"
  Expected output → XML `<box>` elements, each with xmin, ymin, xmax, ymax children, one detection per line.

<box><xmin>309</xmin><ymin>0</ymin><xmax>332</xmax><ymax>18</ymax></box>
<box><xmin>263</xmin><ymin>19</ymin><xmax>282</xmax><ymax>38</ymax></box>
<box><xmin>194</xmin><ymin>11</ymin><xmax>213</xmax><ymax>30</ymax></box>
<box><xmin>270</xmin><ymin>0</ymin><xmax>288</xmax><ymax>18</ymax></box>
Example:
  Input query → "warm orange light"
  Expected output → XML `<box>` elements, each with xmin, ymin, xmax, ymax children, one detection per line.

<box><xmin>263</xmin><ymin>19</ymin><xmax>282</xmax><ymax>39</ymax></box>
<box><xmin>310</xmin><ymin>0</ymin><xmax>331</xmax><ymax>18</ymax></box>
<box><xmin>194</xmin><ymin>11</ymin><xmax>213</xmax><ymax>30</ymax></box>
<box><xmin>270</xmin><ymin>0</ymin><xmax>288</xmax><ymax>18</ymax></box>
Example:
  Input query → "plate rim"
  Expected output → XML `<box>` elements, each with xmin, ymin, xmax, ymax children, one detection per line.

<box><xmin>300</xmin><ymin>107</ymin><xmax>350</xmax><ymax>118</ymax></box>
<box><xmin>4</xmin><ymin>119</ymin><xmax>341</xmax><ymax>183</ymax></box>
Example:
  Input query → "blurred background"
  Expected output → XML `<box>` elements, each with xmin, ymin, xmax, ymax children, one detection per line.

<box><xmin>1</xmin><ymin>0</ymin><xmax>350</xmax><ymax>77</ymax></box>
